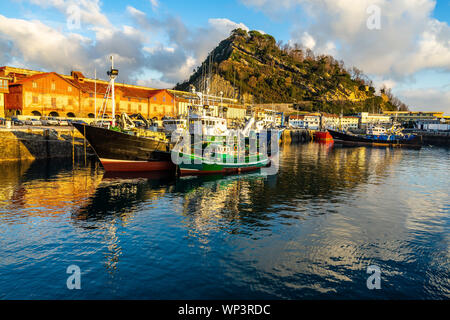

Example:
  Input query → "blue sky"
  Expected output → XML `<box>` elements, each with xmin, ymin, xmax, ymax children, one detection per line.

<box><xmin>0</xmin><ymin>0</ymin><xmax>449</xmax><ymax>113</ymax></box>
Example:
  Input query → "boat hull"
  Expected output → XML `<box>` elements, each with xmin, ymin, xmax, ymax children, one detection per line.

<box><xmin>179</xmin><ymin>164</ymin><xmax>268</xmax><ymax>176</ymax></box>
<box><xmin>328</xmin><ymin>129</ymin><xmax>422</xmax><ymax>148</ymax></box>
<box><xmin>73</xmin><ymin>123</ymin><xmax>175</xmax><ymax>172</ymax></box>
<box><xmin>314</xmin><ymin>130</ymin><xmax>333</xmax><ymax>142</ymax></box>
<box><xmin>99</xmin><ymin>158</ymin><xmax>175</xmax><ymax>172</ymax></box>
<box><xmin>176</xmin><ymin>152</ymin><xmax>271</xmax><ymax>176</ymax></box>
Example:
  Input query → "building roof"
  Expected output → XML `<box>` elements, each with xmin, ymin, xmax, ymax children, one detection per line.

<box><xmin>68</xmin><ymin>79</ymin><xmax>110</xmax><ymax>95</ymax></box>
<box><xmin>117</xmin><ymin>85</ymin><xmax>152</xmax><ymax>99</ymax></box>
<box><xmin>10</xmin><ymin>72</ymin><xmax>79</xmax><ymax>89</ymax></box>
<box><xmin>289</xmin><ymin>115</ymin><xmax>305</xmax><ymax>120</ymax></box>
<box><xmin>382</xmin><ymin>111</ymin><xmax>444</xmax><ymax>115</ymax></box>
<box><xmin>10</xmin><ymin>72</ymin><xmax>53</xmax><ymax>85</ymax></box>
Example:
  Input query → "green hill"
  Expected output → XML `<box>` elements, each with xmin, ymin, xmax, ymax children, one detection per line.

<box><xmin>174</xmin><ymin>29</ymin><xmax>407</xmax><ymax>114</ymax></box>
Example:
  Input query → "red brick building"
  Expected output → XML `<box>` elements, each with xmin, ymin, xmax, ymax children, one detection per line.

<box><xmin>1</xmin><ymin>67</ymin><xmax>177</xmax><ymax>119</ymax></box>
<box><xmin>0</xmin><ymin>76</ymin><xmax>9</xmax><ymax>117</ymax></box>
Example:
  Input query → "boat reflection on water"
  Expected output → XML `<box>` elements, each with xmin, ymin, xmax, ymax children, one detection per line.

<box><xmin>0</xmin><ymin>144</ymin><xmax>402</xmax><ymax>229</ymax></box>
<box><xmin>0</xmin><ymin>159</ymin><xmax>104</xmax><ymax>219</ymax></box>
<box><xmin>72</xmin><ymin>171</ymin><xmax>176</xmax><ymax>225</ymax></box>
<box><xmin>2</xmin><ymin>142</ymin><xmax>447</xmax><ymax>299</ymax></box>
<box><xmin>71</xmin><ymin>143</ymin><xmax>403</xmax><ymax>239</ymax></box>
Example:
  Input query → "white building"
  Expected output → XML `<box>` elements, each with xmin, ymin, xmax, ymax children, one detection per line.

<box><xmin>321</xmin><ymin>113</ymin><xmax>359</xmax><ymax>130</ymax></box>
<box><xmin>358</xmin><ymin>112</ymin><xmax>391</xmax><ymax>127</ymax></box>
<box><xmin>289</xmin><ymin>113</ymin><xmax>320</xmax><ymax>130</ymax></box>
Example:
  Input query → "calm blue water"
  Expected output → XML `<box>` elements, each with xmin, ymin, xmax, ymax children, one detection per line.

<box><xmin>0</xmin><ymin>143</ymin><xmax>448</xmax><ymax>299</ymax></box>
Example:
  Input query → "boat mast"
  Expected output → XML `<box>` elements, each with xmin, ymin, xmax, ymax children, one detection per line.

<box><xmin>94</xmin><ymin>68</ymin><xmax>97</xmax><ymax>121</ymax></box>
<box><xmin>107</xmin><ymin>56</ymin><xmax>119</xmax><ymax>127</ymax></box>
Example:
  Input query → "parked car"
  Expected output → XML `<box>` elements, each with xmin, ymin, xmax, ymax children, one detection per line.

<box><xmin>31</xmin><ymin>119</ymin><xmax>43</xmax><ymax>126</ymax></box>
<box><xmin>0</xmin><ymin>117</ymin><xmax>5</xmax><ymax>125</ymax></box>
<box><xmin>11</xmin><ymin>117</ymin><xmax>24</xmax><ymax>126</ymax></box>
<box><xmin>45</xmin><ymin>117</ymin><xmax>59</xmax><ymax>126</ymax></box>
<box><xmin>25</xmin><ymin>119</ymin><xmax>43</xmax><ymax>126</ymax></box>
<box><xmin>69</xmin><ymin>120</ymin><xmax>88</xmax><ymax>126</ymax></box>
<box><xmin>58</xmin><ymin>119</ymin><xmax>69</xmax><ymax>126</ymax></box>
<box><xmin>39</xmin><ymin>117</ymin><xmax>49</xmax><ymax>126</ymax></box>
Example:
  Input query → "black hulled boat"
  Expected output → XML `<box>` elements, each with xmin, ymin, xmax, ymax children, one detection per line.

<box><xmin>73</xmin><ymin>123</ymin><xmax>175</xmax><ymax>172</ymax></box>
<box><xmin>328</xmin><ymin>128</ymin><xmax>422</xmax><ymax>148</ymax></box>
<box><xmin>73</xmin><ymin>57</ymin><xmax>175</xmax><ymax>173</ymax></box>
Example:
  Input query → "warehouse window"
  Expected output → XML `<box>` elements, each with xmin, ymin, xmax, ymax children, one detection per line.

<box><xmin>51</xmin><ymin>82</ymin><xmax>56</xmax><ymax>90</ymax></box>
<box><xmin>68</xmin><ymin>86</ymin><xmax>72</xmax><ymax>92</ymax></box>
<box><xmin>32</xmin><ymin>81</ymin><xmax>37</xmax><ymax>88</ymax></box>
<box><xmin>51</xmin><ymin>98</ymin><xmax>56</xmax><ymax>107</ymax></box>
<box><xmin>32</xmin><ymin>96</ymin><xmax>38</xmax><ymax>104</ymax></box>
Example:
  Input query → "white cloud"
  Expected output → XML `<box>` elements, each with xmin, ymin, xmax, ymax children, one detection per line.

<box><xmin>127</xmin><ymin>7</ymin><xmax>249</xmax><ymax>84</ymax></box>
<box><xmin>136</xmin><ymin>78</ymin><xmax>174</xmax><ymax>90</ymax></box>
<box><xmin>243</xmin><ymin>0</ymin><xmax>450</xmax><ymax>77</ymax></box>
<box><xmin>242</xmin><ymin>0</ymin><xmax>450</xmax><ymax>110</ymax></box>
<box><xmin>150</xmin><ymin>0</ymin><xmax>159</xmax><ymax>11</ymax></box>
<box><xmin>300</xmin><ymin>32</ymin><xmax>315</xmax><ymax>49</ymax></box>
<box><xmin>0</xmin><ymin>1</ymin><xmax>249</xmax><ymax>87</ymax></box>
<box><xmin>27</xmin><ymin>0</ymin><xmax>111</xmax><ymax>28</ymax></box>
<box><xmin>397</xmin><ymin>87</ymin><xmax>450</xmax><ymax>114</ymax></box>
<box><xmin>0</xmin><ymin>14</ymin><xmax>148</xmax><ymax>81</ymax></box>
<box><xmin>0</xmin><ymin>14</ymin><xmax>89</xmax><ymax>72</ymax></box>
<box><xmin>208</xmin><ymin>18</ymin><xmax>249</xmax><ymax>33</ymax></box>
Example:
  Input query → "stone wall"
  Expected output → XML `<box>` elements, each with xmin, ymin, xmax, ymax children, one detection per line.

<box><xmin>0</xmin><ymin>128</ymin><xmax>88</xmax><ymax>161</ymax></box>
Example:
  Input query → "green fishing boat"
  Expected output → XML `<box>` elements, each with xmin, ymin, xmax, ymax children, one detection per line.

<box><xmin>174</xmin><ymin>144</ymin><xmax>270</xmax><ymax>176</ymax></box>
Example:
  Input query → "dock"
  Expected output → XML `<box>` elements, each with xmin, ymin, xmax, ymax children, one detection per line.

<box><xmin>0</xmin><ymin>127</ymin><xmax>91</xmax><ymax>161</ymax></box>
<box><xmin>281</xmin><ymin>129</ymin><xmax>313</xmax><ymax>144</ymax></box>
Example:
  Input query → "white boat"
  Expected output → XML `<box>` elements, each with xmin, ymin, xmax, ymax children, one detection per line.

<box><xmin>188</xmin><ymin>112</ymin><xmax>228</xmax><ymax>137</ymax></box>
<box><xmin>366</xmin><ymin>125</ymin><xmax>387</xmax><ymax>135</ymax></box>
<box><xmin>162</xmin><ymin>117</ymin><xmax>187</xmax><ymax>134</ymax></box>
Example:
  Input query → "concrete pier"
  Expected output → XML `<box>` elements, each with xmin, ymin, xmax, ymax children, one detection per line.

<box><xmin>281</xmin><ymin>129</ymin><xmax>313</xmax><ymax>144</ymax></box>
<box><xmin>0</xmin><ymin>127</ymin><xmax>89</xmax><ymax>161</ymax></box>
<box><xmin>419</xmin><ymin>132</ymin><xmax>450</xmax><ymax>147</ymax></box>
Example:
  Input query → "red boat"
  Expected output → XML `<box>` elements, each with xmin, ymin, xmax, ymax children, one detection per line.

<box><xmin>314</xmin><ymin>130</ymin><xmax>333</xmax><ymax>142</ymax></box>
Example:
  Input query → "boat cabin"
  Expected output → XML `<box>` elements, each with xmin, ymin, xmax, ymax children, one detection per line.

<box><xmin>366</xmin><ymin>125</ymin><xmax>387</xmax><ymax>136</ymax></box>
<box><xmin>163</xmin><ymin>118</ymin><xmax>187</xmax><ymax>133</ymax></box>
<box><xmin>188</xmin><ymin>113</ymin><xmax>228</xmax><ymax>136</ymax></box>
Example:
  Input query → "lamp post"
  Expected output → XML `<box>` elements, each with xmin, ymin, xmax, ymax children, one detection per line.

<box><xmin>220</xmin><ymin>91</ymin><xmax>223</xmax><ymax>117</ymax></box>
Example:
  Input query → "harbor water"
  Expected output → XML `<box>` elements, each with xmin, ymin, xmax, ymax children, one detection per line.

<box><xmin>0</xmin><ymin>143</ymin><xmax>448</xmax><ymax>299</ymax></box>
